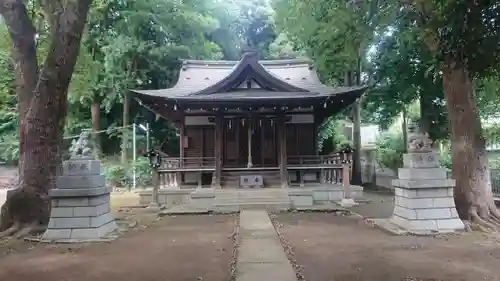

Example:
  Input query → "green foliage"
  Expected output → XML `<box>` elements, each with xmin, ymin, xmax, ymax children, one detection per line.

<box><xmin>274</xmin><ymin>0</ymin><xmax>394</xmax><ymax>84</ymax></box>
<box><xmin>104</xmin><ymin>163</ymin><xmax>129</xmax><ymax>187</ymax></box>
<box><xmin>0</xmin><ymin>25</ymin><xmax>19</xmax><ymax>163</ymax></box>
<box><xmin>317</xmin><ymin>118</ymin><xmax>352</xmax><ymax>154</ymax></box>
<box><xmin>427</xmin><ymin>1</ymin><xmax>500</xmax><ymax>77</ymax></box>
<box><xmin>375</xmin><ymin>130</ymin><xmax>405</xmax><ymax>171</ymax></box>
<box><xmin>103</xmin><ymin>158</ymin><xmax>152</xmax><ymax>188</ymax></box>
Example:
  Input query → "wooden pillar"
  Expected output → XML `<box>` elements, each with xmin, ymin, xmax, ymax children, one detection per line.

<box><xmin>178</xmin><ymin>124</ymin><xmax>185</xmax><ymax>186</ymax></box>
<box><xmin>247</xmin><ymin>118</ymin><xmax>253</xmax><ymax>168</ymax></box>
<box><xmin>342</xmin><ymin>164</ymin><xmax>351</xmax><ymax>199</ymax></box>
<box><xmin>150</xmin><ymin>169</ymin><xmax>160</xmax><ymax>207</ymax></box>
<box><xmin>277</xmin><ymin>113</ymin><xmax>288</xmax><ymax>188</ymax></box>
<box><xmin>213</xmin><ymin>115</ymin><xmax>223</xmax><ymax>188</ymax></box>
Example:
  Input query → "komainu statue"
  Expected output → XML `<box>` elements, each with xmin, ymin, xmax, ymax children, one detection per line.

<box><xmin>407</xmin><ymin>122</ymin><xmax>433</xmax><ymax>152</ymax></box>
<box><xmin>69</xmin><ymin>130</ymin><xmax>93</xmax><ymax>158</ymax></box>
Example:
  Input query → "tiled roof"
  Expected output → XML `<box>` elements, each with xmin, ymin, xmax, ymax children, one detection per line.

<box><xmin>131</xmin><ymin>52</ymin><xmax>362</xmax><ymax>99</ymax></box>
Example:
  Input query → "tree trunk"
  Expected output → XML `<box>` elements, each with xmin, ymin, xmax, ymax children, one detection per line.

<box><xmin>121</xmin><ymin>91</ymin><xmax>130</xmax><ymax>165</ymax></box>
<box><xmin>351</xmin><ymin>100</ymin><xmax>362</xmax><ymax>185</ymax></box>
<box><xmin>91</xmin><ymin>100</ymin><xmax>101</xmax><ymax>157</ymax></box>
<box><xmin>0</xmin><ymin>0</ymin><xmax>92</xmax><ymax>234</ymax></box>
<box><xmin>442</xmin><ymin>62</ymin><xmax>499</xmax><ymax>225</ymax></box>
<box><xmin>401</xmin><ymin>107</ymin><xmax>408</xmax><ymax>153</ymax></box>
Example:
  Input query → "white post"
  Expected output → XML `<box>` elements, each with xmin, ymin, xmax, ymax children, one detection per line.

<box><xmin>132</xmin><ymin>123</ymin><xmax>137</xmax><ymax>189</ymax></box>
<box><xmin>146</xmin><ymin>123</ymin><xmax>150</xmax><ymax>152</ymax></box>
<box><xmin>247</xmin><ymin>120</ymin><xmax>253</xmax><ymax>168</ymax></box>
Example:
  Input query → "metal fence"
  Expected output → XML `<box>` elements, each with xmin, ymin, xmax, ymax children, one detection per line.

<box><xmin>445</xmin><ymin>169</ymin><xmax>500</xmax><ymax>197</ymax></box>
<box><xmin>491</xmin><ymin>169</ymin><xmax>500</xmax><ymax>197</ymax></box>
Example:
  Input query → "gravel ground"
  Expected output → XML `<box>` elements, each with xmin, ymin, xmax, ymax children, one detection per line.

<box><xmin>0</xmin><ymin>214</ymin><xmax>238</xmax><ymax>281</ymax></box>
<box><xmin>274</xmin><ymin>212</ymin><xmax>500</xmax><ymax>281</ymax></box>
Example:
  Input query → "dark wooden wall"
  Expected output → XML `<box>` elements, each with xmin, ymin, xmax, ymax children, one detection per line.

<box><xmin>286</xmin><ymin>123</ymin><xmax>316</xmax><ymax>156</ymax></box>
<box><xmin>184</xmin><ymin>125</ymin><xmax>215</xmax><ymax>160</ymax></box>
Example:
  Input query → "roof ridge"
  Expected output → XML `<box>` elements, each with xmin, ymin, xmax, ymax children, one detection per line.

<box><xmin>181</xmin><ymin>58</ymin><xmax>313</xmax><ymax>67</ymax></box>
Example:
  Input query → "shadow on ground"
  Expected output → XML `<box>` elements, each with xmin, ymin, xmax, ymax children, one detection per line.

<box><xmin>275</xmin><ymin>212</ymin><xmax>500</xmax><ymax>281</ymax></box>
<box><xmin>0</xmin><ymin>214</ymin><xmax>237</xmax><ymax>281</ymax></box>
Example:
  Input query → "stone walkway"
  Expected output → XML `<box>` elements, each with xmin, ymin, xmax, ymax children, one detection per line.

<box><xmin>236</xmin><ymin>210</ymin><xmax>297</xmax><ymax>281</ymax></box>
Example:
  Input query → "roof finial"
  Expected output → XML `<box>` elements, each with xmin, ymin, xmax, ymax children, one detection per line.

<box><xmin>241</xmin><ymin>41</ymin><xmax>259</xmax><ymax>60</ymax></box>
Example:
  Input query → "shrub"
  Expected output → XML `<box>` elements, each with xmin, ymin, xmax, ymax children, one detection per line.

<box><xmin>104</xmin><ymin>163</ymin><xmax>128</xmax><ymax>187</ymax></box>
<box><xmin>375</xmin><ymin>131</ymin><xmax>405</xmax><ymax>171</ymax></box>
<box><xmin>103</xmin><ymin>158</ymin><xmax>153</xmax><ymax>188</ymax></box>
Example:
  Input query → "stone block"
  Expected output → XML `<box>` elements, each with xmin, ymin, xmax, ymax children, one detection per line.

<box><xmin>395</xmin><ymin>196</ymin><xmax>434</xmax><ymax>209</ymax></box>
<box><xmin>330</xmin><ymin>190</ymin><xmax>344</xmax><ymax>201</ymax></box>
<box><xmin>390</xmin><ymin>216</ymin><xmax>438</xmax><ymax>231</ymax></box>
<box><xmin>73</xmin><ymin>203</ymin><xmax>110</xmax><ymax>217</ymax></box>
<box><xmin>407</xmin><ymin>219</ymin><xmax>439</xmax><ymax>230</ymax></box>
<box><xmin>432</xmin><ymin>197</ymin><xmax>456</xmax><ymax>208</ymax></box>
<box><xmin>42</xmin><ymin>229</ymin><xmax>72</xmax><ymax>240</ymax></box>
<box><xmin>436</xmin><ymin>218</ymin><xmax>464</xmax><ymax>230</ymax></box>
<box><xmin>56</xmin><ymin>175</ymin><xmax>105</xmax><ymax>189</ymax></box>
<box><xmin>451</xmin><ymin>208</ymin><xmax>459</xmax><ymax>218</ymax></box>
<box><xmin>416</xmin><ymin>188</ymin><xmax>449</xmax><ymax>198</ymax></box>
<box><xmin>70</xmin><ymin>221</ymin><xmax>118</xmax><ymax>240</ymax></box>
<box><xmin>52</xmin><ymin>197</ymin><xmax>89</xmax><ymax>207</ymax></box>
<box><xmin>90</xmin><ymin>212</ymin><xmax>114</xmax><ymax>228</ymax></box>
<box><xmin>392</xmin><ymin>179</ymin><xmax>455</xmax><ymax>189</ymax></box>
<box><xmin>89</xmin><ymin>194</ymin><xmax>110</xmax><ymax>206</ymax></box>
<box><xmin>392</xmin><ymin>205</ymin><xmax>417</xmax><ymax>219</ymax></box>
<box><xmin>43</xmin><ymin>157</ymin><xmax>117</xmax><ymax>243</ymax></box>
<box><xmin>448</xmin><ymin>188</ymin><xmax>454</xmax><ymax>197</ymax></box>
<box><xmin>398</xmin><ymin>168</ymin><xmax>447</xmax><ymax>180</ymax></box>
<box><xmin>63</xmin><ymin>159</ymin><xmax>101</xmax><ymax>176</ymax></box>
<box><xmin>50</xmin><ymin>207</ymin><xmax>75</xmax><ymax>218</ymax></box>
<box><xmin>50</xmin><ymin>186</ymin><xmax>112</xmax><ymax>198</ymax></box>
<box><xmin>238</xmin><ymin>238</ymin><xmax>288</xmax><ymax>263</ymax></box>
<box><xmin>312</xmin><ymin>190</ymin><xmax>329</xmax><ymax>202</ymax></box>
<box><xmin>289</xmin><ymin>194</ymin><xmax>313</xmax><ymax>207</ymax></box>
<box><xmin>415</xmin><ymin>208</ymin><xmax>452</xmax><ymax>220</ymax></box>
<box><xmin>394</xmin><ymin>187</ymin><xmax>417</xmax><ymax>198</ymax></box>
<box><xmin>49</xmin><ymin>217</ymin><xmax>90</xmax><ymax>229</ymax></box>
<box><xmin>403</xmin><ymin>153</ymin><xmax>439</xmax><ymax>168</ymax></box>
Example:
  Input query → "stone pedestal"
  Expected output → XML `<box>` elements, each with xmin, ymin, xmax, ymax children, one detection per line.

<box><xmin>42</xmin><ymin>157</ymin><xmax>117</xmax><ymax>242</ymax></box>
<box><xmin>388</xmin><ymin>152</ymin><xmax>464</xmax><ymax>234</ymax></box>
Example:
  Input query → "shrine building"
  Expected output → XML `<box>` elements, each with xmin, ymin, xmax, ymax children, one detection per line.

<box><xmin>132</xmin><ymin>51</ymin><xmax>366</xmax><ymax>189</ymax></box>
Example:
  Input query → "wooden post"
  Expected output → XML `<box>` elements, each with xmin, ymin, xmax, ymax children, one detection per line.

<box><xmin>213</xmin><ymin>115</ymin><xmax>223</xmax><ymax>188</ymax></box>
<box><xmin>342</xmin><ymin>164</ymin><xmax>351</xmax><ymax>199</ymax></box>
<box><xmin>247</xmin><ymin>118</ymin><xmax>253</xmax><ymax>168</ymax></box>
<box><xmin>149</xmin><ymin>169</ymin><xmax>160</xmax><ymax>208</ymax></box>
<box><xmin>179</xmin><ymin>124</ymin><xmax>185</xmax><ymax>185</ymax></box>
<box><xmin>197</xmin><ymin>171</ymin><xmax>202</xmax><ymax>189</ymax></box>
<box><xmin>277</xmin><ymin>113</ymin><xmax>288</xmax><ymax>188</ymax></box>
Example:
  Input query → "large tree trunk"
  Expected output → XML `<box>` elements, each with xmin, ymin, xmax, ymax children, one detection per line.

<box><xmin>0</xmin><ymin>0</ymin><xmax>93</xmax><ymax>235</ymax></box>
<box><xmin>91</xmin><ymin>100</ymin><xmax>101</xmax><ymax>157</ymax></box>
<box><xmin>442</xmin><ymin>62</ymin><xmax>500</xmax><ymax>227</ymax></box>
<box><xmin>3</xmin><ymin>0</ymin><xmax>39</xmax><ymax>183</ymax></box>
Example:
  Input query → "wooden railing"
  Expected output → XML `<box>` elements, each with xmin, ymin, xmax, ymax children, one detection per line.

<box><xmin>287</xmin><ymin>153</ymin><xmax>352</xmax><ymax>166</ymax></box>
<box><xmin>158</xmin><ymin>157</ymin><xmax>216</xmax><ymax>170</ymax></box>
<box><xmin>152</xmin><ymin>153</ymin><xmax>352</xmax><ymax>188</ymax></box>
<box><xmin>287</xmin><ymin>154</ymin><xmax>352</xmax><ymax>186</ymax></box>
<box><xmin>155</xmin><ymin>156</ymin><xmax>216</xmax><ymax>188</ymax></box>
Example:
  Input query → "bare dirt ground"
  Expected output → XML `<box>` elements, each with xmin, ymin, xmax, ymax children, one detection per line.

<box><xmin>274</xmin><ymin>212</ymin><xmax>500</xmax><ymax>281</ymax></box>
<box><xmin>0</xmin><ymin>192</ymin><xmax>237</xmax><ymax>281</ymax></box>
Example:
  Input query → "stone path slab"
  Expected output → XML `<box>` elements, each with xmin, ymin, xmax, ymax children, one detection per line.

<box><xmin>237</xmin><ymin>210</ymin><xmax>297</xmax><ymax>281</ymax></box>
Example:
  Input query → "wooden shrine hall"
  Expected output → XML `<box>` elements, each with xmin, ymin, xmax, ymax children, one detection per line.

<box><xmin>132</xmin><ymin>51</ymin><xmax>366</xmax><ymax>189</ymax></box>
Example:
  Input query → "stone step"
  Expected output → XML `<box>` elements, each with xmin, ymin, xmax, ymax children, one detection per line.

<box><xmin>214</xmin><ymin>199</ymin><xmax>290</xmax><ymax>204</ymax></box>
<box><xmin>215</xmin><ymin>193</ymin><xmax>289</xmax><ymax>199</ymax></box>
<box><xmin>214</xmin><ymin>201</ymin><xmax>291</xmax><ymax>212</ymax></box>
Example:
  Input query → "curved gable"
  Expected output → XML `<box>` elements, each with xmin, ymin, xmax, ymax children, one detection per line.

<box><xmin>191</xmin><ymin>52</ymin><xmax>309</xmax><ymax>95</ymax></box>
